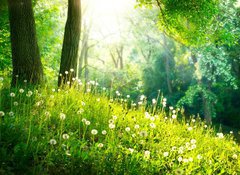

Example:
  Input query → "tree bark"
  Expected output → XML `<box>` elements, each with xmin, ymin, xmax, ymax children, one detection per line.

<box><xmin>58</xmin><ymin>0</ymin><xmax>81</xmax><ymax>86</ymax></box>
<box><xmin>7</xmin><ymin>0</ymin><xmax>43</xmax><ymax>86</ymax></box>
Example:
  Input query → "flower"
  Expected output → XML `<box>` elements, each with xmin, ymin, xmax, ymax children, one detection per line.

<box><xmin>183</xmin><ymin>158</ymin><xmax>189</xmax><ymax>163</ymax></box>
<box><xmin>91</xmin><ymin>129</ymin><xmax>98</xmax><ymax>135</ymax></box>
<box><xmin>13</xmin><ymin>101</ymin><xmax>18</xmax><ymax>106</ymax></box>
<box><xmin>62</xmin><ymin>134</ymin><xmax>69</xmax><ymax>140</ymax></box>
<box><xmin>98</xmin><ymin>143</ymin><xmax>104</xmax><ymax>148</ymax></box>
<box><xmin>217</xmin><ymin>133</ymin><xmax>224</xmax><ymax>139</ymax></box>
<box><xmin>127</xmin><ymin>95</ymin><xmax>130</xmax><ymax>98</ymax></box>
<box><xmin>172</xmin><ymin>110</ymin><xmax>176</xmax><ymax>114</ymax></box>
<box><xmin>125</xmin><ymin>127</ymin><xmax>131</xmax><ymax>132</ymax></box>
<box><xmin>188</xmin><ymin>127</ymin><xmax>193</xmax><ymax>131</ymax></box>
<box><xmin>139</xmin><ymin>130</ymin><xmax>148</xmax><ymax>137</ymax></box>
<box><xmin>172</xmin><ymin>114</ymin><xmax>177</xmax><ymax>119</ymax></box>
<box><xmin>169</xmin><ymin>106</ymin><xmax>173</xmax><ymax>110</ymax></box>
<box><xmin>26</xmin><ymin>91</ymin><xmax>33</xmax><ymax>97</ymax></box>
<box><xmin>178</xmin><ymin>156</ymin><xmax>183</xmax><ymax>162</ymax></box>
<box><xmin>144</xmin><ymin>150</ymin><xmax>150</xmax><ymax>159</ymax></box>
<box><xmin>192</xmin><ymin>119</ymin><xmax>196</xmax><ymax>123</ymax></box>
<box><xmin>85</xmin><ymin>121</ymin><xmax>91</xmax><ymax>125</ymax></box>
<box><xmin>49</xmin><ymin>139</ymin><xmax>57</xmax><ymax>145</ymax></box>
<box><xmin>188</xmin><ymin>157</ymin><xmax>193</xmax><ymax>162</ymax></box>
<box><xmin>0</xmin><ymin>111</ymin><xmax>5</xmax><ymax>117</ymax></box>
<box><xmin>145</xmin><ymin>112</ymin><xmax>151</xmax><ymax>119</ymax></box>
<box><xmin>102</xmin><ymin>130</ymin><xmax>107</xmax><ymax>135</ymax></box>
<box><xmin>190</xmin><ymin>139</ymin><xmax>197</xmax><ymax>144</ymax></box>
<box><xmin>197</xmin><ymin>154</ymin><xmax>202</xmax><ymax>160</ymax></box>
<box><xmin>82</xmin><ymin>118</ymin><xmax>87</xmax><ymax>123</ymax></box>
<box><xmin>150</xmin><ymin>123</ymin><xmax>156</xmax><ymax>128</ymax></box>
<box><xmin>77</xmin><ymin>109</ymin><xmax>84</xmax><ymax>114</ymax></box>
<box><xmin>232</xmin><ymin>154</ymin><xmax>238</xmax><ymax>159</ymax></box>
<box><xmin>163</xmin><ymin>152</ymin><xmax>169</xmax><ymax>157</ymax></box>
<box><xmin>19</xmin><ymin>89</ymin><xmax>24</xmax><ymax>93</ymax></box>
<box><xmin>97</xmin><ymin>98</ymin><xmax>100</xmax><ymax>102</ymax></box>
<box><xmin>140</xmin><ymin>95</ymin><xmax>145</xmax><ymax>101</ymax></box>
<box><xmin>163</xmin><ymin>98</ymin><xmax>167</xmax><ymax>102</ymax></box>
<box><xmin>60</xmin><ymin>113</ymin><xmax>66</xmax><ymax>120</ymax></box>
<box><xmin>10</xmin><ymin>92</ymin><xmax>15</xmax><ymax>97</ymax></box>
<box><xmin>134</xmin><ymin>124</ymin><xmax>140</xmax><ymax>129</ymax></box>
<box><xmin>109</xmin><ymin>123</ymin><xmax>115</xmax><ymax>129</ymax></box>
<box><xmin>152</xmin><ymin>99</ymin><xmax>157</xmax><ymax>104</ymax></box>
<box><xmin>65</xmin><ymin>71</ymin><xmax>69</xmax><ymax>74</ymax></box>
<box><xmin>129</xmin><ymin>148</ymin><xmax>134</xmax><ymax>154</ymax></box>
<box><xmin>70</xmin><ymin>68</ymin><xmax>74</xmax><ymax>72</ymax></box>
<box><xmin>9</xmin><ymin>111</ymin><xmax>14</xmax><ymax>116</ymax></box>
<box><xmin>113</xmin><ymin>115</ymin><xmax>117</xmax><ymax>120</ymax></box>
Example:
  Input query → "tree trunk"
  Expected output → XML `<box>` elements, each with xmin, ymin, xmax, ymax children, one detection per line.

<box><xmin>7</xmin><ymin>0</ymin><xmax>43</xmax><ymax>86</ymax></box>
<box><xmin>58</xmin><ymin>0</ymin><xmax>81</xmax><ymax>86</ymax></box>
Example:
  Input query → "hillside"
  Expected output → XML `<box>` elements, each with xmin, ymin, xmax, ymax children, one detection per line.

<box><xmin>0</xmin><ymin>80</ymin><xmax>240</xmax><ymax>175</ymax></box>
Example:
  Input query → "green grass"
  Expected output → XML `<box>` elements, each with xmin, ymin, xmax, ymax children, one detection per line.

<box><xmin>0</xmin><ymin>78</ymin><xmax>240</xmax><ymax>175</ymax></box>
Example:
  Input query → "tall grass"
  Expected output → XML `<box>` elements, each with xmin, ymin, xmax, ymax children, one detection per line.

<box><xmin>0</xmin><ymin>77</ymin><xmax>239</xmax><ymax>175</ymax></box>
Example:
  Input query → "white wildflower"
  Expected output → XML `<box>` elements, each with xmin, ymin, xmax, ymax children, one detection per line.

<box><xmin>91</xmin><ymin>129</ymin><xmax>98</xmax><ymax>135</ymax></box>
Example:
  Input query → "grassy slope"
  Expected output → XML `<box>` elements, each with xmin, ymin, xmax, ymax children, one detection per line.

<box><xmin>0</xmin><ymin>82</ymin><xmax>240</xmax><ymax>175</ymax></box>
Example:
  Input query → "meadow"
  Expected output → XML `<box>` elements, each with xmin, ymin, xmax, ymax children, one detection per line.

<box><xmin>0</xmin><ymin>77</ymin><xmax>239</xmax><ymax>175</ymax></box>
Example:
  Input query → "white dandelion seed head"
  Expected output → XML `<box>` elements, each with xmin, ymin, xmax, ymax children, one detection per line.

<box><xmin>60</xmin><ymin>113</ymin><xmax>66</xmax><ymax>120</ymax></box>
<box><xmin>152</xmin><ymin>98</ymin><xmax>157</xmax><ymax>104</ymax></box>
<box><xmin>172</xmin><ymin>114</ymin><xmax>177</xmax><ymax>119</ymax></box>
<box><xmin>62</xmin><ymin>134</ymin><xmax>69</xmax><ymax>140</ymax></box>
<box><xmin>232</xmin><ymin>154</ymin><xmax>238</xmax><ymax>159</ymax></box>
<box><xmin>149</xmin><ymin>123</ymin><xmax>156</xmax><ymax>128</ymax></box>
<box><xmin>197</xmin><ymin>154</ymin><xmax>202</xmax><ymax>160</ymax></box>
<box><xmin>19</xmin><ymin>89</ymin><xmax>24</xmax><ymax>93</ymax></box>
<box><xmin>102</xmin><ymin>130</ymin><xmax>107</xmax><ymax>135</ymax></box>
<box><xmin>98</xmin><ymin>143</ymin><xmax>104</xmax><ymax>148</ymax></box>
<box><xmin>109</xmin><ymin>123</ymin><xmax>115</xmax><ymax>129</ymax></box>
<box><xmin>70</xmin><ymin>68</ymin><xmax>74</xmax><ymax>72</ymax></box>
<box><xmin>217</xmin><ymin>133</ymin><xmax>224</xmax><ymax>139</ymax></box>
<box><xmin>129</xmin><ymin>148</ymin><xmax>134</xmax><ymax>154</ymax></box>
<box><xmin>49</xmin><ymin>139</ymin><xmax>57</xmax><ymax>145</ymax></box>
<box><xmin>190</xmin><ymin>139</ymin><xmax>197</xmax><ymax>144</ymax></box>
<box><xmin>163</xmin><ymin>152</ymin><xmax>169</xmax><ymax>157</ymax></box>
<box><xmin>13</xmin><ymin>101</ymin><xmax>18</xmax><ymax>106</ymax></box>
<box><xmin>65</xmin><ymin>71</ymin><xmax>69</xmax><ymax>74</ymax></box>
<box><xmin>125</xmin><ymin>127</ymin><xmax>131</xmax><ymax>132</ymax></box>
<box><xmin>10</xmin><ymin>92</ymin><xmax>15</xmax><ymax>97</ymax></box>
<box><xmin>178</xmin><ymin>157</ymin><xmax>183</xmax><ymax>162</ymax></box>
<box><xmin>9</xmin><ymin>111</ymin><xmax>14</xmax><ymax>116</ymax></box>
<box><xmin>113</xmin><ymin>115</ymin><xmax>117</xmax><ymax>120</ymax></box>
<box><xmin>0</xmin><ymin>111</ymin><xmax>5</xmax><ymax>117</ymax></box>
<box><xmin>169</xmin><ymin>106</ymin><xmax>173</xmax><ymax>110</ymax></box>
<box><xmin>127</xmin><ymin>95</ymin><xmax>130</xmax><ymax>98</ymax></box>
<box><xmin>85</xmin><ymin>120</ymin><xmax>91</xmax><ymax>125</ymax></box>
<box><xmin>134</xmin><ymin>124</ymin><xmax>140</xmax><ymax>129</ymax></box>
<box><xmin>91</xmin><ymin>129</ymin><xmax>98</xmax><ymax>135</ymax></box>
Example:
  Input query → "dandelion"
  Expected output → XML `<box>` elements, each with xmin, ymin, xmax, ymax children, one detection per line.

<box><xmin>102</xmin><ymin>130</ymin><xmax>107</xmax><ymax>135</ymax></box>
<box><xmin>232</xmin><ymin>154</ymin><xmax>238</xmax><ymax>159</ymax></box>
<box><xmin>26</xmin><ymin>91</ymin><xmax>33</xmax><ymax>97</ymax></box>
<box><xmin>97</xmin><ymin>98</ymin><xmax>100</xmax><ymax>102</ymax></box>
<box><xmin>0</xmin><ymin>77</ymin><xmax>3</xmax><ymax>81</ymax></box>
<box><xmin>183</xmin><ymin>158</ymin><xmax>189</xmax><ymax>163</ymax></box>
<box><xmin>0</xmin><ymin>111</ymin><xmax>5</xmax><ymax>117</ymax></box>
<box><xmin>109</xmin><ymin>123</ymin><xmax>115</xmax><ymax>129</ymax></box>
<box><xmin>60</xmin><ymin>113</ymin><xmax>66</xmax><ymax>120</ymax></box>
<box><xmin>140</xmin><ymin>95</ymin><xmax>145</xmax><ymax>101</ymax></box>
<box><xmin>81</xmin><ymin>101</ymin><xmax>86</xmax><ymax>106</ymax></box>
<box><xmin>108</xmin><ymin>119</ymin><xmax>114</xmax><ymax>123</ymax></box>
<box><xmin>190</xmin><ymin>139</ymin><xmax>197</xmax><ymax>144</ymax></box>
<box><xmin>150</xmin><ymin>117</ymin><xmax>155</xmax><ymax>121</ymax></box>
<box><xmin>230</xmin><ymin>131</ymin><xmax>233</xmax><ymax>134</ymax></box>
<box><xmin>172</xmin><ymin>114</ymin><xmax>177</xmax><ymax>119</ymax></box>
<box><xmin>19</xmin><ymin>89</ymin><xmax>24</xmax><ymax>93</ymax></box>
<box><xmin>162</xmin><ymin>101</ymin><xmax>167</xmax><ymax>107</ymax></box>
<box><xmin>191</xmin><ymin>144</ymin><xmax>196</xmax><ymax>150</ymax></box>
<box><xmin>98</xmin><ymin>143</ymin><xmax>104</xmax><ymax>148</ymax></box>
<box><xmin>129</xmin><ymin>148</ymin><xmax>134</xmax><ymax>154</ymax></box>
<box><xmin>178</xmin><ymin>156</ymin><xmax>183</xmax><ymax>162</ymax></box>
<box><xmin>169</xmin><ymin>106</ymin><xmax>173</xmax><ymax>110</ymax></box>
<box><xmin>82</xmin><ymin>118</ymin><xmax>87</xmax><ymax>123</ymax></box>
<box><xmin>113</xmin><ymin>115</ymin><xmax>117</xmax><ymax>120</ymax></box>
<box><xmin>149</xmin><ymin>123</ymin><xmax>156</xmax><ymax>128</ymax></box>
<box><xmin>163</xmin><ymin>152</ymin><xmax>169</xmax><ymax>157</ymax></box>
<box><xmin>217</xmin><ymin>133</ymin><xmax>224</xmax><ymax>139</ymax></box>
<box><xmin>9</xmin><ymin>111</ymin><xmax>14</xmax><ymax>116</ymax></box>
<box><xmin>127</xmin><ymin>95</ymin><xmax>130</xmax><ymax>98</ymax></box>
<box><xmin>67</xmin><ymin>81</ymin><xmax>70</xmax><ymax>85</ymax></box>
<box><xmin>10</xmin><ymin>92</ymin><xmax>15</xmax><ymax>97</ymax></box>
<box><xmin>171</xmin><ymin>146</ymin><xmax>177</xmax><ymax>151</ymax></box>
<box><xmin>85</xmin><ymin>121</ymin><xmax>91</xmax><ymax>125</ymax></box>
<box><xmin>188</xmin><ymin>157</ymin><xmax>193</xmax><ymax>162</ymax></box>
<box><xmin>62</xmin><ymin>134</ymin><xmax>69</xmax><ymax>140</ymax></box>
<box><xmin>13</xmin><ymin>101</ymin><xmax>18</xmax><ymax>106</ymax></box>
<box><xmin>188</xmin><ymin>127</ymin><xmax>193</xmax><ymax>131</ymax></box>
<box><xmin>91</xmin><ymin>129</ymin><xmax>98</xmax><ymax>135</ymax></box>
<box><xmin>192</xmin><ymin>119</ymin><xmax>196</xmax><ymax>123</ymax></box>
<box><xmin>102</xmin><ymin>87</ymin><xmax>106</xmax><ymax>91</ymax></box>
<box><xmin>49</xmin><ymin>139</ymin><xmax>57</xmax><ymax>145</ymax></box>
<box><xmin>163</xmin><ymin>98</ymin><xmax>167</xmax><ymax>102</ymax></box>
<box><xmin>204</xmin><ymin>125</ymin><xmax>207</xmax><ymax>128</ymax></box>
<box><xmin>139</xmin><ymin>130</ymin><xmax>148</xmax><ymax>137</ymax></box>
<box><xmin>172</xmin><ymin>110</ymin><xmax>176</xmax><ymax>114</ymax></box>
<box><xmin>65</xmin><ymin>71</ymin><xmax>69</xmax><ymax>74</ymax></box>
<box><xmin>197</xmin><ymin>154</ymin><xmax>202</xmax><ymax>160</ymax></box>
<box><xmin>138</xmin><ymin>101</ymin><xmax>143</xmax><ymax>105</ymax></box>
<box><xmin>144</xmin><ymin>150</ymin><xmax>150</xmax><ymax>159</ymax></box>
<box><xmin>70</xmin><ymin>68</ymin><xmax>74</xmax><ymax>72</ymax></box>
<box><xmin>24</xmin><ymin>80</ymin><xmax>27</xmax><ymax>83</ymax></box>
<box><xmin>145</xmin><ymin>112</ymin><xmax>151</xmax><ymax>119</ymax></box>
<box><xmin>152</xmin><ymin>98</ymin><xmax>157</xmax><ymax>104</ymax></box>
<box><xmin>77</xmin><ymin>109</ymin><xmax>84</xmax><ymax>114</ymax></box>
<box><xmin>125</xmin><ymin>127</ymin><xmax>131</xmax><ymax>132</ymax></box>
<box><xmin>134</xmin><ymin>124</ymin><xmax>140</xmax><ymax>129</ymax></box>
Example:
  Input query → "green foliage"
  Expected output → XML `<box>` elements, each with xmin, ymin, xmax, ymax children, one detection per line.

<box><xmin>0</xmin><ymin>77</ymin><xmax>240</xmax><ymax>174</ymax></box>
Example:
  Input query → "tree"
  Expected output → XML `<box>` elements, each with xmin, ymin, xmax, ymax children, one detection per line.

<box><xmin>58</xmin><ymin>0</ymin><xmax>81</xmax><ymax>86</ymax></box>
<box><xmin>7</xmin><ymin>0</ymin><xmax>43</xmax><ymax>86</ymax></box>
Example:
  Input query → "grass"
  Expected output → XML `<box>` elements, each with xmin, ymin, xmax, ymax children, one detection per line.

<box><xmin>0</xmin><ymin>77</ymin><xmax>240</xmax><ymax>175</ymax></box>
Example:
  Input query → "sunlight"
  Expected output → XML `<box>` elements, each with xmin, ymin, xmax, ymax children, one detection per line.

<box><xmin>85</xmin><ymin>0</ymin><xmax>135</xmax><ymax>43</ymax></box>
